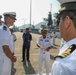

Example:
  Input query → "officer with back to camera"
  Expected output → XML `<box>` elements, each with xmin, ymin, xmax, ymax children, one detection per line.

<box><xmin>0</xmin><ymin>12</ymin><xmax>17</xmax><ymax>75</ymax></box>
<box><xmin>37</xmin><ymin>29</ymin><xmax>53</xmax><ymax>75</ymax></box>
<box><xmin>51</xmin><ymin>0</ymin><xmax>76</xmax><ymax>75</ymax></box>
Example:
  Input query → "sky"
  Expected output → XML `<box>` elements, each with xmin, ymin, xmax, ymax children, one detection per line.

<box><xmin>0</xmin><ymin>0</ymin><xmax>60</xmax><ymax>27</ymax></box>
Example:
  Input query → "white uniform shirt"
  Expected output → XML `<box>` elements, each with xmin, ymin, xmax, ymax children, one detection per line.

<box><xmin>51</xmin><ymin>38</ymin><xmax>76</xmax><ymax>75</ymax></box>
<box><xmin>37</xmin><ymin>36</ymin><xmax>53</xmax><ymax>53</ymax></box>
<box><xmin>0</xmin><ymin>23</ymin><xmax>13</xmax><ymax>55</ymax></box>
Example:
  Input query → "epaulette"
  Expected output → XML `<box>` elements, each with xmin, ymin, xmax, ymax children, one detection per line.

<box><xmin>54</xmin><ymin>44</ymin><xmax>76</xmax><ymax>59</ymax></box>
<box><xmin>3</xmin><ymin>26</ymin><xmax>7</xmax><ymax>30</ymax></box>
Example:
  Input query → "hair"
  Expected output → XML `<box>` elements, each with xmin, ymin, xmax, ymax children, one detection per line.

<box><xmin>58</xmin><ymin>10</ymin><xmax>76</xmax><ymax>28</ymax></box>
<box><xmin>26</xmin><ymin>28</ymin><xmax>29</xmax><ymax>30</ymax></box>
<box><xmin>4</xmin><ymin>16</ymin><xmax>8</xmax><ymax>21</ymax></box>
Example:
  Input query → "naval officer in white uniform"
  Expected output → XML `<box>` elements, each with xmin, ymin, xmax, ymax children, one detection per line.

<box><xmin>0</xmin><ymin>12</ymin><xmax>17</xmax><ymax>75</ymax></box>
<box><xmin>51</xmin><ymin>0</ymin><xmax>76</xmax><ymax>75</ymax></box>
<box><xmin>37</xmin><ymin>29</ymin><xmax>53</xmax><ymax>75</ymax></box>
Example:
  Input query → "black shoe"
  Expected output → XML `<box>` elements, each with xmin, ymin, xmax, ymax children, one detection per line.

<box><xmin>27</xmin><ymin>60</ymin><xmax>30</xmax><ymax>62</ymax></box>
<box><xmin>21</xmin><ymin>60</ymin><xmax>24</xmax><ymax>62</ymax></box>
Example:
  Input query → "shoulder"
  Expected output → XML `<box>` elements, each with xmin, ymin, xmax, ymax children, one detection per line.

<box><xmin>0</xmin><ymin>24</ymin><xmax>8</xmax><ymax>31</ymax></box>
<box><xmin>3</xmin><ymin>26</ymin><xmax>7</xmax><ymax>31</ymax></box>
<box><xmin>0</xmin><ymin>25</ymin><xmax>7</xmax><ymax>32</ymax></box>
<box><xmin>23</xmin><ymin>33</ymin><xmax>25</xmax><ymax>36</ymax></box>
<box><xmin>29</xmin><ymin>33</ymin><xmax>32</xmax><ymax>36</ymax></box>
<box><xmin>39</xmin><ymin>36</ymin><xmax>43</xmax><ymax>39</ymax></box>
<box><xmin>38</xmin><ymin>36</ymin><xmax>43</xmax><ymax>40</ymax></box>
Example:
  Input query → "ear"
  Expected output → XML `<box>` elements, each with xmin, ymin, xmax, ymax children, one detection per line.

<box><xmin>64</xmin><ymin>16</ymin><xmax>71</xmax><ymax>30</ymax></box>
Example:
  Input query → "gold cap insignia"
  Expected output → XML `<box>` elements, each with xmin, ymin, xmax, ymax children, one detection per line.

<box><xmin>59</xmin><ymin>6</ymin><xmax>66</xmax><ymax>12</ymax></box>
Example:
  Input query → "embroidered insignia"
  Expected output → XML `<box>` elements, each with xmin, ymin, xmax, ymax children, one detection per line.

<box><xmin>3</xmin><ymin>26</ymin><xmax>7</xmax><ymax>30</ymax></box>
<box><xmin>45</xmin><ymin>40</ymin><xmax>49</xmax><ymax>42</ymax></box>
<box><xmin>55</xmin><ymin>44</ymin><xmax>76</xmax><ymax>59</ymax></box>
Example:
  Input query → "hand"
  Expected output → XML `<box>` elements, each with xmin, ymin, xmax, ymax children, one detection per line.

<box><xmin>45</xmin><ymin>47</ymin><xmax>50</xmax><ymax>51</ymax></box>
<box><xmin>28</xmin><ymin>40</ymin><xmax>31</xmax><ymax>42</ymax></box>
<box><xmin>11</xmin><ymin>56</ymin><xmax>17</xmax><ymax>62</ymax></box>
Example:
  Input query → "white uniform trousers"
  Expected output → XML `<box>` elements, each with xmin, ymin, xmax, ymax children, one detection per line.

<box><xmin>38</xmin><ymin>51</ymin><xmax>50</xmax><ymax>75</ymax></box>
<box><xmin>0</xmin><ymin>54</ymin><xmax>12</xmax><ymax>75</ymax></box>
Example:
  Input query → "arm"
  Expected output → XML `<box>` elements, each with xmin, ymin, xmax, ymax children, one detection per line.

<box><xmin>2</xmin><ymin>31</ymin><xmax>17</xmax><ymax>62</ymax></box>
<box><xmin>36</xmin><ymin>43</ymin><xmax>44</xmax><ymax>49</ymax></box>
<box><xmin>3</xmin><ymin>45</ymin><xmax>16</xmax><ymax>62</ymax></box>
<box><xmin>45</xmin><ymin>46</ymin><xmax>53</xmax><ymax>51</ymax></box>
<box><xmin>22</xmin><ymin>33</ymin><xmax>25</xmax><ymax>41</ymax></box>
<box><xmin>36</xmin><ymin>38</ymin><xmax>44</xmax><ymax>49</ymax></box>
<box><xmin>28</xmin><ymin>34</ymin><xmax>32</xmax><ymax>42</ymax></box>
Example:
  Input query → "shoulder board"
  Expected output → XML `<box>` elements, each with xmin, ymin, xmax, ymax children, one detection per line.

<box><xmin>3</xmin><ymin>26</ymin><xmax>7</xmax><ymax>30</ymax></box>
<box><xmin>55</xmin><ymin>44</ymin><xmax>76</xmax><ymax>59</ymax></box>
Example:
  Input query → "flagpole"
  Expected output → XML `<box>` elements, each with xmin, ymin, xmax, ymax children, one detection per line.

<box><xmin>30</xmin><ymin>0</ymin><xmax>32</xmax><ymax>31</ymax></box>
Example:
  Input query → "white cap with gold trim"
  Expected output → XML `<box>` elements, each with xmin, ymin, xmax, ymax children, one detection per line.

<box><xmin>3</xmin><ymin>12</ymin><xmax>16</xmax><ymax>20</ymax></box>
<box><xmin>57</xmin><ymin>0</ymin><xmax>76</xmax><ymax>12</ymax></box>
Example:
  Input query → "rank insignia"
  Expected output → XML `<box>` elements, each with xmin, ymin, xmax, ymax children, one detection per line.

<box><xmin>55</xmin><ymin>44</ymin><xmax>76</xmax><ymax>59</ymax></box>
<box><xmin>3</xmin><ymin>26</ymin><xmax>7</xmax><ymax>30</ymax></box>
<box><xmin>45</xmin><ymin>40</ymin><xmax>49</xmax><ymax>42</ymax></box>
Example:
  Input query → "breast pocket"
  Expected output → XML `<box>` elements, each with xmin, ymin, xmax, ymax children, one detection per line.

<box><xmin>45</xmin><ymin>42</ymin><xmax>50</xmax><ymax>47</ymax></box>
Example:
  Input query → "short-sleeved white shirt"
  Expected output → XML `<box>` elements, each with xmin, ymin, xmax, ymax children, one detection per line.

<box><xmin>37</xmin><ymin>36</ymin><xmax>53</xmax><ymax>53</ymax></box>
<box><xmin>0</xmin><ymin>23</ymin><xmax>13</xmax><ymax>54</ymax></box>
<box><xmin>51</xmin><ymin>38</ymin><xmax>76</xmax><ymax>75</ymax></box>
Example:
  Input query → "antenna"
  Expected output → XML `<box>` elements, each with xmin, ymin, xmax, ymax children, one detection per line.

<box><xmin>50</xmin><ymin>3</ymin><xmax>52</xmax><ymax>12</ymax></box>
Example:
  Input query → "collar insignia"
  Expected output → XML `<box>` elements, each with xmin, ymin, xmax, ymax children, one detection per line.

<box><xmin>3</xmin><ymin>26</ymin><xmax>7</xmax><ymax>30</ymax></box>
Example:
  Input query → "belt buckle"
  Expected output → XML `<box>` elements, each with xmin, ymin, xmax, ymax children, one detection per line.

<box><xmin>43</xmin><ymin>52</ymin><xmax>45</xmax><ymax>54</ymax></box>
